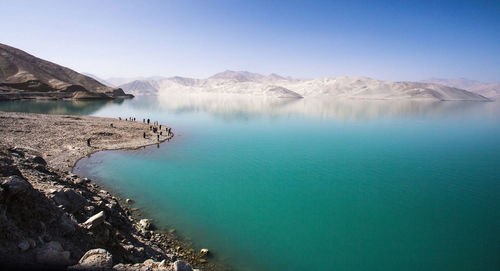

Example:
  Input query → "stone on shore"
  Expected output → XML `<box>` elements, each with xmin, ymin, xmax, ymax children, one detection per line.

<box><xmin>60</xmin><ymin>212</ymin><xmax>78</xmax><ymax>235</ymax></box>
<box><xmin>52</xmin><ymin>188</ymin><xmax>87</xmax><ymax>213</ymax></box>
<box><xmin>1</xmin><ymin>175</ymin><xmax>32</xmax><ymax>196</ymax></box>
<box><xmin>35</xmin><ymin>241</ymin><xmax>71</xmax><ymax>265</ymax></box>
<box><xmin>69</xmin><ymin>248</ymin><xmax>113</xmax><ymax>270</ymax></box>
<box><xmin>83</xmin><ymin>211</ymin><xmax>106</xmax><ymax>229</ymax></box>
<box><xmin>172</xmin><ymin>260</ymin><xmax>193</xmax><ymax>271</ymax></box>
<box><xmin>139</xmin><ymin>219</ymin><xmax>151</xmax><ymax>230</ymax></box>
<box><xmin>18</xmin><ymin>239</ymin><xmax>30</xmax><ymax>252</ymax></box>
<box><xmin>200</xmin><ymin>248</ymin><xmax>209</xmax><ymax>256</ymax></box>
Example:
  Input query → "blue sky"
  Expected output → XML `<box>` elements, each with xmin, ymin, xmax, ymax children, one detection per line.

<box><xmin>1</xmin><ymin>0</ymin><xmax>499</xmax><ymax>81</ymax></box>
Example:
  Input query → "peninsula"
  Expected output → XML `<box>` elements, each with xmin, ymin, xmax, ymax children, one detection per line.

<box><xmin>0</xmin><ymin>111</ymin><xmax>222</xmax><ymax>271</ymax></box>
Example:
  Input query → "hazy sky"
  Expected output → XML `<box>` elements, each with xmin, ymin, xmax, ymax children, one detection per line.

<box><xmin>1</xmin><ymin>0</ymin><xmax>499</xmax><ymax>81</ymax></box>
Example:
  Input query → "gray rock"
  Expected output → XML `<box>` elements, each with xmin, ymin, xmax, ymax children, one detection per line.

<box><xmin>70</xmin><ymin>248</ymin><xmax>113</xmax><ymax>270</ymax></box>
<box><xmin>173</xmin><ymin>260</ymin><xmax>193</xmax><ymax>271</ymax></box>
<box><xmin>83</xmin><ymin>211</ymin><xmax>105</xmax><ymax>229</ymax></box>
<box><xmin>1</xmin><ymin>175</ymin><xmax>32</xmax><ymax>196</ymax></box>
<box><xmin>52</xmin><ymin>188</ymin><xmax>87</xmax><ymax>213</ymax></box>
<box><xmin>35</xmin><ymin>241</ymin><xmax>71</xmax><ymax>265</ymax></box>
<box><xmin>31</xmin><ymin>155</ymin><xmax>47</xmax><ymax>165</ymax></box>
<box><xmin>18</xmin><ymin>239</ymin><xmax>30</xmax><ymax>252</ymax></box>
<box><xmin>60</xmin><ymin>212</ymin><xmax>77</xmax><ymax>235</ymax></box>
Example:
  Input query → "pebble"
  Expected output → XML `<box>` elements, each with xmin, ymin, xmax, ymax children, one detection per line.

<box><xmin>18</xmin><ymin>240</ymin><xmax>30</xmax><ymax>252</ymax></box>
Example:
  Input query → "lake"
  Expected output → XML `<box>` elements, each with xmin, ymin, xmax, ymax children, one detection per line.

<box><xmin>1</xmin><ymin>95</ymin><xmax>499</xmax><ymax>271</ymax></box>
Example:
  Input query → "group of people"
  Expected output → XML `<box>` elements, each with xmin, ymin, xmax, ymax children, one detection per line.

<box><xmin>86</xmin><ymin>117</ymin><xmax>174</xmax><ymax>147</ymax></box>
<box><xmin>118</xmin><ymin>117</ymin><xmax>136</xmax><ymax>121</ymax></box>
<box><xmin>117</xmin><ymin>116</ymin><xmax>173</xmax><ymax>142</ymax></box>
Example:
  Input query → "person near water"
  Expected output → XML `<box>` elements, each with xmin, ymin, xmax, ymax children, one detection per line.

<box><xmin>87</xmin><ymin>138</ymin><xmax>91</xmax><ymax>147</ymax></box>
<box><xmin>147</xmin><ymin>119</ymin><xmax>150</xmax><ymax>124</ymax></box>
<box><xmin>143</xmin><ymin>132</ymin><xmax>146</xmax><ymax>139</ymax></box>
<box><xmin>157</xmin><ymin>134</ymin><xmax>159</xmax><ymax>141</ymax></box>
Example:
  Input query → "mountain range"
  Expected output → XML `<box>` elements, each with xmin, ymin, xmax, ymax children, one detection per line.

<box><xmin>0</xmin><ymin>43</ymin><xmax>494</xmax><ymax>102</ymax></box>
<box><xmin>117</xmin><ymin>70</ymin><xmax>491</xmax><ymax>101</ymax></box>
<box><xmin>0</xmin><ymin>43</ymin><xmax>132</xmax><ymax>100</ymax></box>
<box><xmin>422</xmin><ymin>78</ymin><xmax>499</xmax><ymax>99</ymax></box>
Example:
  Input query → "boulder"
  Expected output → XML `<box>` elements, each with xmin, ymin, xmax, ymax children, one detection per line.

<box><xmin>83</xmin><ymin>211</ymin><xmax>105</xmax><ymax>229</ymax></box>
<box><xmin>1</xmin><ymin>175</ymin><xmax>32</xmax><ymax>196</ymax></box>
<box><xmin>18</xmin><ymin>240</ymin><xmax>30</xmax><ymax>252</ymax></box>
<box><xmin>69</xmin><ymin>248</ymin><xmax>113</xmax><ymax>270</ymax></box>
<box><xmin>60</xmin><ymin>212</ymin><xmax>78</xmax><ymax>235</ymax></box>
<box><xmin>172</xmin><ymin>260</ymin><xmax>193</xmax><ymax>271</ymax></box>
<box><xmin>139</xmin><ymin>219</ymin><xmax>151</xmax><ymax>230</ymax></box>
<box><xmin>35</xmin><ymin>241</ymin><xmax>71</xmax><ymax>265</ymax></box>
<box><xmin>31</xmin><ymin>155</ymin><xmax>47</xmax><ymax>165</ymax></box>
<box><xmin>52</xmin><ymin>188</ymin><xmax>87</xmax><ymax>213</ymax></box>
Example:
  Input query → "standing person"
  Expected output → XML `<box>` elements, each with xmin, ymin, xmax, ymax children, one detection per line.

<box><xmin>143</xmin><ymin>132</ymin><xmax>146</xmax><ymax>139</ymax></box>
<box><xmin>157</xmin><ymin>134</ymin><xmax>159</xmax><ymax>141</ymax></box>
<box><xmin>147</xmin><ymin>119</ymin><xmax>150</xmax><ymax>124</ymax></box>
<box><xmin>159</xmin><ymin>125</ymin><xmax>162</xmax><ymax>130</ymax></box>
<box><xmin>87</xmin><ymin>138</ymin><xmax>91</xmax><ymax>147</ymax></box>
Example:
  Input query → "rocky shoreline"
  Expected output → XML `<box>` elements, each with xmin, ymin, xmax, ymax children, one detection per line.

<box><xmin>0</xmin><ymin>111</ymin><xmax>227</xmax><ymax>270</ymax></box>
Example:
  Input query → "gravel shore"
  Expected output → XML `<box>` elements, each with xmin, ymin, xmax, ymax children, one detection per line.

<box><xmin>0</xmin><ymin>111</ymin><xmax>226</xmax><ymax>271</ymax></box>
<box><xmin>0</xmin><ymin>111</ymin><xmax>173</xmax><ymax>171</ymax></box>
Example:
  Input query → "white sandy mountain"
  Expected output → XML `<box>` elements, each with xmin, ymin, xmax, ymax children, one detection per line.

<box><xmin>422</xmin><ymin>77</ymin><xmax>500</xmax><ymax>99</ymax></box>
<box><xmin>121</xmin><ymin>71</ymin><xmax>489</xmax><ymax>101</ymax></box>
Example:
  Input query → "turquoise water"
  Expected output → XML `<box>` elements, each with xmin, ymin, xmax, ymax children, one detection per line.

<box><xmin>2</xmin><ymin>96</ymin><xmax>500</xmax><ymax>270</ymax></box>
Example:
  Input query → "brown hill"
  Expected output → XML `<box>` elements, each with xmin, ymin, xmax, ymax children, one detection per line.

<box><xmin>0</xmin><ymin>43</ymin><xmax>132</xmax><ymax>100</ymax></box>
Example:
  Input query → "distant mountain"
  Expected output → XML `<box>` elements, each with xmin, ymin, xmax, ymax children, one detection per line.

<box><xmin>119</xmin><ymin>80</ymin><xmax>159</xmax><ymax>96</ymax></box>
<box><xmin>123</xmin><ymin>71</ymin><xmax>489</xmax><ymax>101</ymax></box>
<box><xmin>106</xmin><ymin>76</ymin><xmax>167</xmax><ymax>87</ymax></box>
<box><xmin>281</xmin><ymin>76</ymin><xmax>489</xmax><ymax>101</ymax></box>
<box><xmin>209</xmin><ymin>70</ymin><xmax>265</xmax><ymax>82</ymax></box>
<box><xmin>0</xmin><ymin>43</ymin><xmax>132</xmax><ymax>100</ymax></box>
<box><xmin>422</xmin><ymin>78</ymin><xmax>500</xmax><ymax>99</ymax></box>
<box><xmin>82</xmin><ymin>73</ymin><xmax>116</xmax><ymax>87</ymax></box>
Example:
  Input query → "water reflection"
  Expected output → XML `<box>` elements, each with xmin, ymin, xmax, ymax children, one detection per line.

<box><xmin>1</xmin><ymin>94</ymin><xmax>497</xmax><ymax>121</ymax></box>
<box><xmin>156</xmin><ymin>93</ymin><xmax>498</xmax><ymax>121</ymax></box>
<box><xmin>0</xmin><ymin>99</ymin><xmax>126</xmax><ymax>115</ymax></box>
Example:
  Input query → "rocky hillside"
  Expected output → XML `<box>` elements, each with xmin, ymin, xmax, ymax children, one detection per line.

<box><xmin>0</xmin><ymin>43</ymin><xmax>133</xmax><ymax>100</ymax></box>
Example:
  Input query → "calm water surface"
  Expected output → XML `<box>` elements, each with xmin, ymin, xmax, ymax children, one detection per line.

<box><xmin>2</xmin><ymin>96</ymin><xmax>499</xmax><ymax>271</ymax></box>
